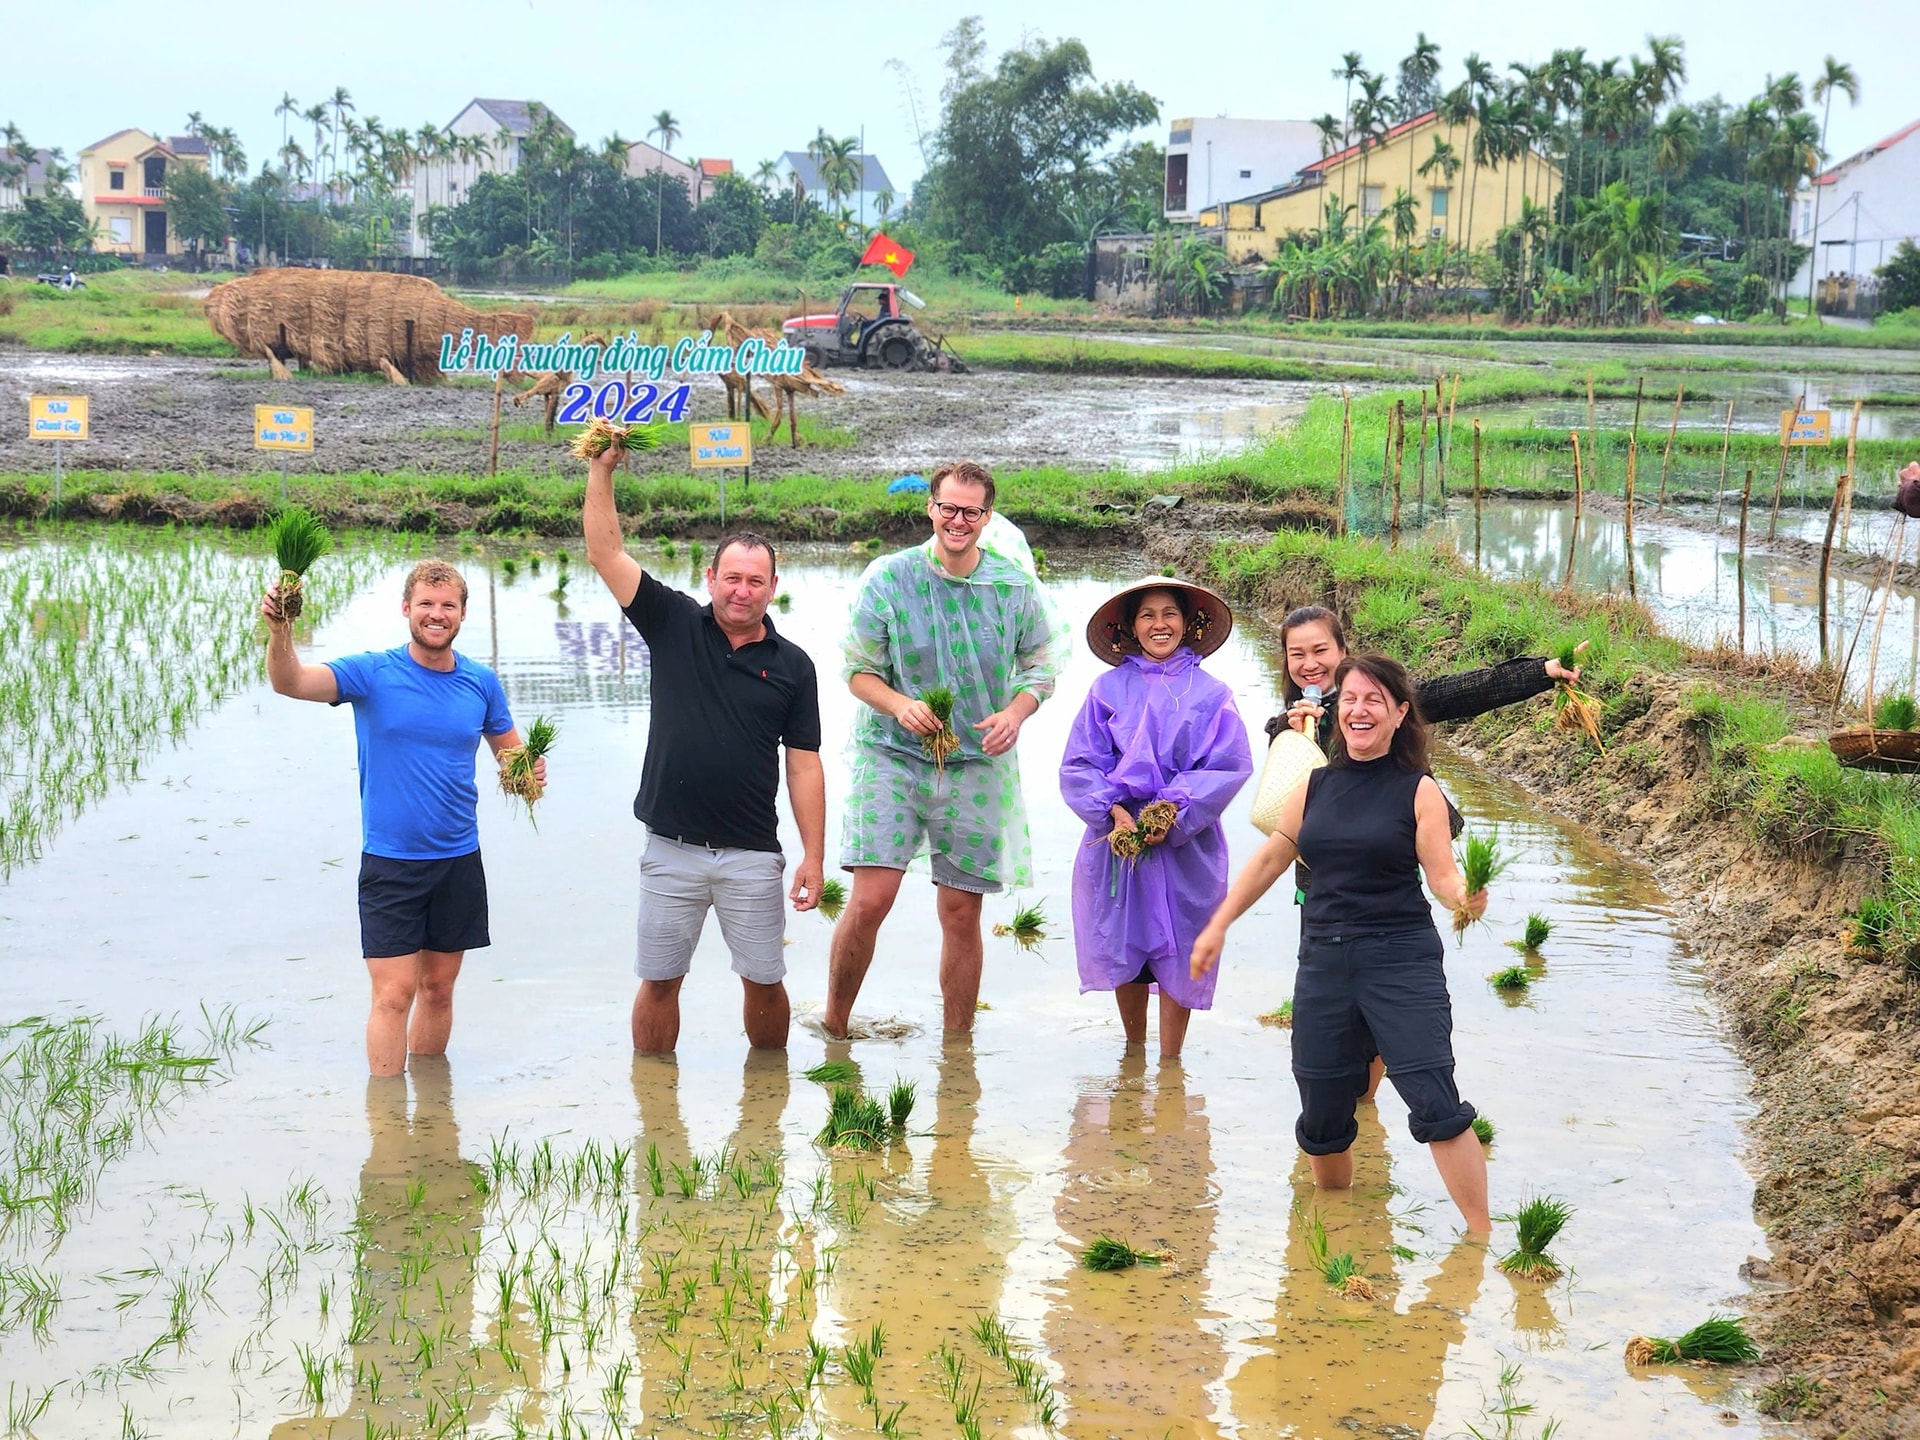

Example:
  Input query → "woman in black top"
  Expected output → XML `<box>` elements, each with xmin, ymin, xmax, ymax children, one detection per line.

<box><xmin>1192</xmin><ymin>654</ymin><xmax>1491</xmax><ymax>1234</ymax></box>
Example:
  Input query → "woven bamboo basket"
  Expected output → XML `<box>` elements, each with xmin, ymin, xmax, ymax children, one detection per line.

<box><xmin>1829</xmin><ymin>725</ymin><xmax>1920</xmax><ymax>772</ymax></box>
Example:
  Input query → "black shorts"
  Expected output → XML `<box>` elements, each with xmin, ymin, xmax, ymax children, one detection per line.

<box><xmin>1290</xmin><ymin>925</ymin><xmax>1474</xmax><ymax>1153</ymax></box>
<box><xmin>358</xmin><ymin>850</ymin><xmax>490</xmax><ymax>959</ymax></box>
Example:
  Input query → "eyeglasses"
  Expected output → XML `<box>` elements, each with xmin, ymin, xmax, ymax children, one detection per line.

<box><xmin>932</xmin><ymin>502</ymin><xmax>988</xmax><ymax>523</ymax></box>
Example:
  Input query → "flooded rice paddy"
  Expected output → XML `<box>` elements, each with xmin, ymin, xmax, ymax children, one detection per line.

<box><xmin>0</xmin><ymin>538</ymin><xmax>1784</xmax><ymax>1437</ymax></box>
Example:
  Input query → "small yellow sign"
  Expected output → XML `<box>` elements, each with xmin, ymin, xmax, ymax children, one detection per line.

<box><xmin>1779</xmin><ymin>409</ymin><xmax>1832</xmax><ymax>446</ymax></box>
<box><xmin>29</xmin><ymin>395</ymin><xmax>88</xmax><ymax>441</ymax></box>
<box><xmin>254</xmin><ymin>405</ymin><xmax>315</xmax><ymax>452</ymax></box>
<box><xmin>689</xmin><ymin>422</ymin><xmax>752</xmax><ymax>470</ymax></box>
<box><xmin>1770</xmin><ymin>573</ymin><xmax>1819</xmax><ymax>606</ymax></box>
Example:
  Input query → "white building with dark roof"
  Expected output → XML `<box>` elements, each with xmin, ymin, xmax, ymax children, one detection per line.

<box><xmin>408</xmin><ymin>98</ymin><xmax>573</xmax><ymax>257</ymax></box>
<box><xmin>775</xmin><ymin>150</ymin><xmax>896</xmax><ymax>227</ymax></box>
<box><xmin>0</xmin><ymin>146</ymin><xmax>60</xmax><ymax>210</ymax></box>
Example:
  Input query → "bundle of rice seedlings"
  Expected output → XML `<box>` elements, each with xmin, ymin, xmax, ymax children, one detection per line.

<box><xmin>1497</xmin><ymin>1195</ymin><xmax>1572</xmax><ymax>1281</ymax></box>
<box><xmin>1080</xmin><ymin>1236</ymin><xmax>1165</xmax><ymax>1272</ymax></box>
<box><xmin>501</xmin><ymin>556</ymin><xmax>520</xmax><ymax>581</ymax></box>
<box><xmin>1553</xmin><ymin>680</ymin><xmax>1607</xmax><ymax>749</ymax></box>
<box><xmin>1873</xmin><ymin>694</ymin><xmax>1920</xmax><ymax>731</ymax></box>
<box><xmin>1137</xmin><ymin>800</ymin><xmax>1178</xmax><ymax>842</ymax></box>
<box><xmin>816</xmin><ymin>1085</ymin><xmax>887</xmax><ymax>1152</ymax></box>
<box><xmin>816</xmin><ymin>877</ymin><xmax>847</xmax><ymax>923</ymax></box>
<box><xmin>689</xmin><ymin>541</ymin><xmax>705</xmax><ymax>565</ymax></box>
<box><xmin>993</xmin><ymin>900</ymin><xmax>1048</xmax><ymax>952</ymax></box>
<box><xmin>775</xmin><ymin>593</ymin><xmax>793</xmax><ymax>611</ymax></box>
<box><xmin>803</xmin><ymin>1059</ymin><xmax>858</xmax><ymax>1085</ymax></box>
<box><xmin>1105</xmin><ymin>801</ymin><xmax>1180</xmax><ymax>863</ymax></box>
<box><xmin>1257</xmin><ymin>999</ymin><xmax>1294</xmax><ymax>1029</ymax></box>
<box><xmin>919</xmin><ymin>687</ymin><xmax>960</xmax><ymax>773</ymax></box>
<box><xmin>1844</xmin><ymin>895</ymin><xmax>1895</xmax><ymax>960</ymax></box>
<box><xmin>569</xmin><ymin>414</ymin><xmax>662</xmax><ymax>461</ymax></box>
<box><xmin>887</xmin><ymin>1078</ymin><xmax>916</xmax><ymax>1131</ymax></box>
<box><xmin>1508</xmin><ymin>914</ymin><xmax>1552</xmax><ymax>953</ymax></box>
<box><xmin>1472</xmin><ymin>1114</ymin><xmax>1496</xmax><ymax>1144</ymax></box>
<box><xmin>263</xmin><ymin>507</ymin><xmax>333</xmax><ymax>624</ymax></box>
<box><xmin>496</xmin><ymin>715</ymin><xmax>557</xmax><ymax>822</ymax></box>
<box><xmin>1489</xmin><ymin>965</ymin><xmax>1531</xmax><ymax>992</ymax></box>
<box><xmin>1303</xmin><ymin>1209</ymin><xmax>1375</xmax><ymax>1299</ymax></box>
<box><xmin>1624</xmin><ymin>1315</ymin><xmax>1759</xmax><ymax>1367</ymax></box>
<box><xmin>1452</xmin><ymin>833</ymin><xmax>1509</xmax><ymax>936</ymax></box>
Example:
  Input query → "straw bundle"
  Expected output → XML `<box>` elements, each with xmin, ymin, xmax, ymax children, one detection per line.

<box><xmin>203</xmin><ymin>270</ymin><xmax>535</xmax><ymax>382</ymax></box>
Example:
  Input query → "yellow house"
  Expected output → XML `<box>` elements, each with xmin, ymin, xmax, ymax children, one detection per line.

<box><xmin>78</xmin><ymin>129</ymin><xmax>210</xmax><ymax>258</ymax></box>
<box><xmin>1200</xmin><ymin>110</ymin><xmax>1559</xmax><ymax>264</ymax></box>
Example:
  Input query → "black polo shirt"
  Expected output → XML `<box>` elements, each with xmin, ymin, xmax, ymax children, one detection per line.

<box><xmin>621</xmin><ymin>572</ymin><xmax>820</xmax><ymax>853</ymax></box>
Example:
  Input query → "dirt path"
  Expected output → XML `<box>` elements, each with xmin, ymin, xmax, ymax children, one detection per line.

<box><xmin>0</xmin><ymin>354</ymin><xmax>1315</xmax><ymax>478</ymax></box>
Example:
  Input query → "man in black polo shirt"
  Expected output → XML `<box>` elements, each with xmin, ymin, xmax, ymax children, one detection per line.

<box><xmin>583</xmin><ymin>449</ymin><xmax>825</xmax><ymax>1052</ymax></box>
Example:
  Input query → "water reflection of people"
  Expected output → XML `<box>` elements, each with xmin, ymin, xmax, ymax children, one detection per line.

<box><xmin>271</xmin><ymin>1059</ymin><xmax>519</xmax><ymax>1436</ymax></box>
<box><xmin>1048</xmin><ymin>1054</ymin><xmax>1225</xmax><ymax>1438</ymax></box>
<box><xmin>816</xmin><ymin>1038</ymin><xmax>1012</xmax><ymax>1435</ymax></box>
<box><xmin>1194</xmin><ymin>655</ymin><xmax>1491</xmax><ymax>1234</ymax></box>
<box><xmin>1226</xmin><ymin>1110</ymin><xmax>1487</xmax><ymax>1437</ymax></box>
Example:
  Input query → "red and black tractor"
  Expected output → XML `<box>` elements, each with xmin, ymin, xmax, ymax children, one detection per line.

<box><xmin>781</xmin><ymin>283</ymin><xmax>966</xmax><ymax>372</ymax></box>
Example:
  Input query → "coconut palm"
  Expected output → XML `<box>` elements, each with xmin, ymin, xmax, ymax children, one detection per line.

<box><xmin>328</xmin><ymin>87</ymin><xmax>354</xmax><ymax>200</ymax></box>
<box><xmin>1333</xmin><ymin>52</ymin><xmax>1366</xmax><ymax>151</ymax></box>
<box><xmin>649</xmin><ymin>108</ymin><xmax>680</xmax><ymax>256</ymax></box>
<box><xmin>1417</xmin><ymin>135</ymin><xmax>1461</xmax><ymax>284</ymax></box>
<box><xmin>1650</xmin><ymin>108</ymin><xmax>1700</xmax><ymax>201</ymax></box>
<box><xmin>1312</xmin><ymin>113</ymin><xmax>1342</xmax><ymax>162</ymax></box>
<box><xmin>275</xmin><ymin>93</ymin><xmax>299</xmax><ymax>177</ymax></box>
<box><xmin>1804</xmin><ymin>57</ymin><xmax>1860</xmax><ymax>314</ymax></box>
<box><xmin>301</xmin><ymin>103</ymin><xmax>329</xmax><ymax>206</ymax></box>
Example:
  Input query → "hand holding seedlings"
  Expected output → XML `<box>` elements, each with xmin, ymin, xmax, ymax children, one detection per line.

<box><xmin>915</xmin><ymin>688</ymin><xmax>961</xmax><ymax>771</ymax></box>
<box><xmin>1551</xmin><ymin>640</ymin><xmax>1606</xmax><ymax>750</ymax></box>
<box><xmin>260</xmin><ymin>507</ymin><xmax>333</xmax><ymax>626</ymax></box>
<box><xmin>496</xmin><ymin>715</ymin><xmax>556</xmax><ymax>821</ymax></box>
<box><xmin>1450</xmin><ymin>833</ymin><xmax>1505</xmax><ymax>936</ymax></box>
<box><xmin>570</xmin><ymin>415</ymin><xmax>662</xmax><ymax>463</ymax></box>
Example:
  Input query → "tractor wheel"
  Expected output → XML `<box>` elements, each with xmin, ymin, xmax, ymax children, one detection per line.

<box><xmin>877</xmin><ymin>334</ymin><xmax>917</xmax><ymax>370</ymax></box>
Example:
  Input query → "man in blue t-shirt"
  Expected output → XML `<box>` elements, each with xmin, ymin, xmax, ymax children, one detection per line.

<box><xmin>262</xmin><ymin>559</ymin><xmax>545</xmax><ymax>1077</ymax></box>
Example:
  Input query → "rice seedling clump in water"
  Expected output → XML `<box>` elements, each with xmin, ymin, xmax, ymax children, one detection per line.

<box><xmin>1498</xmin><ymin>1194</ymin><xmax>1572</xmax><ymax>1280</ymax></box>
<box><xmin>1258</xmin><ymin>999</ymin><xmax>1294</xmax><ymax>1029</ymax></box>
<box><xmin>919</xmin><ymin>687</ymin><xmax>960</xmax><ymax>772</ymax></box>
<box><xmin>817</xmin><ymin>1085</ymin><xmax>887</xmax><ymax>1151</ymax></box>
<box><xmin>993</xmin><ymin>900</ymin><xmax>1049</xmax><ymax>952</ymax></box>
<box><xmin>264</xmin><ymin>506</ymin><xmax>332</xmax><ymax>623</ymax></box>
<box><xmin>1472</xmin><ymin>1114</ymin><xmax>1496</xmax><ymax>1143</ymax></box>
<box><xmin>804</xmin><ymin>1059</ymin><xmax>858</xmax><ymax>1085</ymax></box>
<box><xmin>1302</xmin><ymin>1208</ymin><xmax>1375</xmax><ymax>1299</ymax></box>
<box><xmin>496</xmin><ymin>715</ymin><xmax>557</xmax><ymax>821</ymax></box>
<box><xmin>1509</xmin><ymin>913</ymin><xmax>1552</xmax><ymax>952</ymax></box>
<box><xmin>1081</xmin><ymin>1236</ymin><xmax>1164</xmax><ymax>1272</ymax></box>
<box><xmin>815</xmin><ymin>877</ymin><xmax>847</xmax><ymax>923</ymax></box>
<box><xmin>1452</xmin><ymin>833</ymin><xmax>1508</xmax><ymax>936</ymax></box>
<box><xmin>887</xmin><ymin>1077</ymin><xmax>916</xmax><ymax>1130</ymax></box>
<box><xmin>1624</xmin><ymin>1314</ymin><xmax>1759</xmax><ymax>1366</ymax></box>
<box><xmin>1489</xmin><ymin>964</ymin><xmax>1531</xmax><ymax>992</ymax></box>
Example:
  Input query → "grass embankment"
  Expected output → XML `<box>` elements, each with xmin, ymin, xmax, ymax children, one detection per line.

<box><xmin>0</xmin><ymin>269</ymin><xmax>240</xmax><ymax>355</ymax></box>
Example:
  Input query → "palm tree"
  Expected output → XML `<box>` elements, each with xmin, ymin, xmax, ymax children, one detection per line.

<box><xmin>1333</xmin><ymin>52</ymin><xmax>1366</xmax><ymax>151</ymax></box>
<box><xmin>1312</xmin><ymin>114</ymin><xmax>1342</xmax><ymax>162</ymax></box>
<box><xmin>649</xmin><ymin>108</ymin><xmax>680</xmax><ymax>257</ymax></box>
<box><xmin>820</xmin><ymin>135</ymin><xmax>860</xmax><ymax>217</ymax></box>
<box><xmin>328</xmin><ymin>88</ymin><xmax>354</xmax><ymax>199</ymax></box>
<box><xmin>275</xmin><ymin>93</ymin><xmax>299</xmax><ymax>177</ymax></box>
<box><xmin>302</xmin><ymin>104</ymin><xmax>328</xmax><ymax>206</ymax></box>
<box><xmin>1436</xmin><ymin>85</ymin><xmax>1474</xmax><ymax>263</ymax></box>
<box><xmin>1399</xmin><ymin>35</ymin><xmax>1443</xmax><ymax>203</ymax></box>
<box><xmin>1354</xmin><ymin>72</ymin><xmax>1390</xmax><ymax>205</ymax></box>
<box><xmin>752</xmin><ymin>157</ymin><xmax>780</xmax><ymax>197</ymax></box>
<box><xmin>1417</xmin><ymin>135</ymin><xmax>1461</xmax><ymax>281</ymax></box>
<box><xmin>1805</xmin><ymin>56</ymin><xmax>1860</xmax><ymax>314</ymax></box>
<box><xmin>1650</xmin><ymin>108</ymin><xmax>1700</xmax><ymax>201</ymax></box>
<box><xmin>875</xmin><ymin>187</ymin><xmax>894</xmax><ymax>224</ymax></box>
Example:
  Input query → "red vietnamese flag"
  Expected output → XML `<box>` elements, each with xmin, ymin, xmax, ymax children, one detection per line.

<box><xmin>860</xmin><ymin>231</ymin><xmax>915</xmax><ymax>278</ymax></box>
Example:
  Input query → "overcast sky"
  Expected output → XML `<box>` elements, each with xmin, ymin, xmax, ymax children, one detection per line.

<box><xmin>13</xmin><ymin>1</ymin><xmax>1914</xmax><ymax>196</ymax></box>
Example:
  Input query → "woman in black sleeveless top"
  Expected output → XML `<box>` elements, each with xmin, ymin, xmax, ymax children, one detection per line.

<box><xmin>1191</xmin><ymin>654</ymin><xmax>1491</xmax><ymax>1234</ymax></box>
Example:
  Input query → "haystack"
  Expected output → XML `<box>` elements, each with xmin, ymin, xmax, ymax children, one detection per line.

<box><xmin>203</xmin><ymin>269</ymin><xmax>536</xmax><ymax>383</ymax></box>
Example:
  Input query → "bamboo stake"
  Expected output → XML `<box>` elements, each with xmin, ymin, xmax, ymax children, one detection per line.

<box><xmin>1442</xmin><ymin>374</ymin><xmax>1460</xmax><ymax>497</ymax></box>
<box><xmin>1380</xmin><ymin>404</ymin><xmax>1395</xmax><ymax>518</ymax></box>
<box><xmin>1818</xmin><ymin>454</ymin><xmax>1848</xmax><ymax>666</ymax></box>
<box><xmin>1336</xmin><ymin>386</ymin><xmax>1352</xmax><ymax>538</ymax></box>
<box><xmin>1585</xmin><ymin>371</ymin><xmax>1599</xmax><ymax>495</ymax></box>
<box><xmin>1624</xmin><ymin>439</ymin><xmax>1638</xmax><ymax>599</ymax></box>
<box><xmin>1737</xmin><ymin>467</ymin><xmax>1754</xmax><ymax>651</ymax></box>
<box><xmin>1712</xmin><ymin>400</ymin><xmax>1735</xmax><ymax>526</ymax></box>
<box><xmin>1565</xmin><ymin>431</ymin><xmax>1584</xmax><ymax>591</ymax></box>
<box><xmin>1417</xmin><ymin>395</ymin><xmax>1429</xmax><ymax>518</ymax></box>
<box><xmin>1473</xmin><ymin>418</ymin><xmax>1484</xmax><ymax>570</ymax></box>
<box><xmin>1839</xmin><ymin>398</ymin><xmax>1863</xmax><ymax>552</ymax></box>
<box><xmin>1629</xmin><ymin>375</ymin><xmax>1645</xmax><ymax>453</ymax></box>
<box><xmin>1656</xmin><ymin>384</ymin><xmax>1684</xmax><ymax>508</ymax></box>
<box><xmin>489</xmin><ymin>373</ymin><xmax>504</xmax><ymax>477</ymax></box>
<box><xmin>1390</xmin><ymin>400</ymin><xmax>1405</xmax><ymax>547</ymax></box>
<box><xmin>1768</xmin><ymin>391</ymin><xmax>1806</xmax><ymax>541</ymax></box>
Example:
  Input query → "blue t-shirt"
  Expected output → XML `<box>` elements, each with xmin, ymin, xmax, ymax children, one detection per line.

<box><xmin>326</xmin><ymin>646</ymin><xmax>514</xmax><ymax>860</ymax></box>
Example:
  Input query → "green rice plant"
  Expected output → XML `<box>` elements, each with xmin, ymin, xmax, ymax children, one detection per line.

<box><xmin>1489</xmin><ymin>965</ymin><xmax>1531</xmax><ymax>992</ymax></box>
<box><xmin>1497</xmin><ymin>1195</ymin><xmax>1572</xmax><ymax>1281</ymax></box>
<box><xmin>1846</xmin><ymin>894</ymin><xmax>1897</xmax><ymax>959</ymax></box>
<box><xmin>887</xmin><ymin>1077</ymin><xmax>916</xmax><ymax>1131</ymax></box>
<box><xmin>689</xmin><ymin>541</ymin><xmax>706</xmax><ymax>565</ymax></box>
<box><xmin>1081</xmin><ymin>1235</ymin><xmax>1164</xmax><ymax>1271</ymax></box>
<box><xmin>1624</xmin><ymin>1314</ymin><xmax>1759</xmax><ymax>1366</ymax></box>
<box><xmin>1257</xmin><ymin>998</ymin><xmax>1294</xmax><ymax>1028</ymax></box>
<box><xmin>1754</xmin><ymin>1373</ymin><xmax>1824</xmax><ymax>1420</ymax></box>
<box><xmin>803</xmin><ymin>1059</ymin><xmax>858</xmax><ymax>1085</ymax></box>
<box><xmin>263</xmin><ymin>506</ymin><xmax>332</xmax><ymax>622</ymax></box>
<box><xmin>1472</xmin><ymin>1114</ymin><xmax>1496</xmax><ymax>1144</ymax></box>
<box><xmin>1509</xmin><ymin>914</ymin><xmax>1552</xmax><ymax>953</ymax></box>
<box><xmin>816</xmin><ymin>877</ymin><xmax>847</xmax><ymax>923</ymax></box>
<box><xmin>816</xmin><ymin>1086</ymin><xmax>887</xmax><ymax>1152</ymax></box>
<box><xmin>1301</xmin><ymin>1208</ymin><xmax>1375</xmax><ymax>1298</ymax></box>
<box><xmin>1874</xmin><ymin>694</ymin><xmax>1920</xmax><ymax>731</ymax></box>
<box><xmin>993</xmin><ymin>899</ymin><xmax>1049</xmax><ymax>953</ymax></box>
<box><xmin>500</xmin><ymin>556</ymin><xmax>520</xmax><ymax>581</ymax></box>
<box><xmin>1453</xmin><ymin>833</ymin><xmax>1509</xmax><ymax>936</ymax></box>
<box><xmin>774</xmin><ymin>592</ymin><xmax>792</xmax><ymax>610</ymax></box>
<box><xmin>496</xmin><ymin>715</ymin><xmax>556</xmax><ymax>822</ymax></box>
<box><xmin>660</xmin><ymin>537</ymin><xmax>677</xmax><ymax>558</ymax></box>
<box><xmin>842</xmin><ymin>1335</ymin><xmax>877</xmax><ymax>1396</ymax></box>
<box><xmin>919</xmin><ymin>686</ymin><xmax>960</xmax><ymax>772</ymax></box>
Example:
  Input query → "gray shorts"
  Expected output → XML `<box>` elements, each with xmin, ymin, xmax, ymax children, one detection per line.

<box><xmin>636</xmin><ymin>834</ymin><xmax>787</xmax><ymax>985</ymax></box>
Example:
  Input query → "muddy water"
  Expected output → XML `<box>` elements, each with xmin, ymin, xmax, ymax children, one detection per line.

<box><xmin>1450</xmin><ymin>495</ymin><xmax>1920</xmax><ymax>695</ymax></box>
<box><xmin>0</xmin><ymin>542</ymin><xmax>1784</xmax><ymax>1437</ymax></box>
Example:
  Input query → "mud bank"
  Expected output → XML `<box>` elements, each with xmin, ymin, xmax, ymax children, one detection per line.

<box><xmin>1153</xmin><ymin>525</ymin><xmax>1920</xmax><ymax>1439</ymax></box>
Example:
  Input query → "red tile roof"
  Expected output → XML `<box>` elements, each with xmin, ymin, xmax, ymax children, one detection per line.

<box><xmin>1814</xmin><ymin>114</ymin><xmax>1920</xmax><ymax>184</ymax></box>
<box><xmin>1303</xmin><ymin>111</ymin><xmax>1438</xmax><ymax>173</ymax></box>
<box><xmin>698</xmin><ymin>158</ymin><xmax>732</xmax><ymax>177</ymax></box>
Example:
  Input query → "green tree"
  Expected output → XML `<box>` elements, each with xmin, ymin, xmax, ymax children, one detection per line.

<box><xmin>649</xmin><ymin>108</ymin><xmax>681</xmax><ymax>257</ymax></box>
<box><xmin>163</xmin><ymin>164</ymin><xmax>230</xmax><ymax>255</ymax></box>
<box><xmin>1875</xmin><ymin>239</ymin><xmax>1920</xmax><ymax>314</ymax></box>
<box><xmin>922</xmin><ymin>31</ymin><xmax>1157</xmax><ymax>275</ymax></box>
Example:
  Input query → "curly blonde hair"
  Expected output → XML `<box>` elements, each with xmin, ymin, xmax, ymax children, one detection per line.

<box><xmin>403</xmin><ymin>560</ymin><xmax>469</xmax><ymax>606</ymax></box>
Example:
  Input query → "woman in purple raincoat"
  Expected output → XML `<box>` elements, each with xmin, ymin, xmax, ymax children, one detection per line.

<box><xmin>1061</xmin><ymin>578</ymin><xmax>1253</xmax><ymax>1058</ymax></box>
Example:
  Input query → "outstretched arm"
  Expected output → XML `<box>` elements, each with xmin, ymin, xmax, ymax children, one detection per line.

<box><xmin>261</xmin><ymin>590</ymin><xmax>339</xmax><ymax>703</ymax></box>
<box><xmin>1190</xmin><ymin>779</ymin><xmax>1308</xmax><ymax>978</ymax></box>
<box><xmin>583</xmin><ymin>449</ymin><xmax>642</xmax><ymax>606</ymax></box>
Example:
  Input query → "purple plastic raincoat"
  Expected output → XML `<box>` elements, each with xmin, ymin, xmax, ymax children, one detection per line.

<box><xmin>1059</xmin><ymin>648</ymin><xmax>1253</xmax><ymax>1010</ymax></box>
